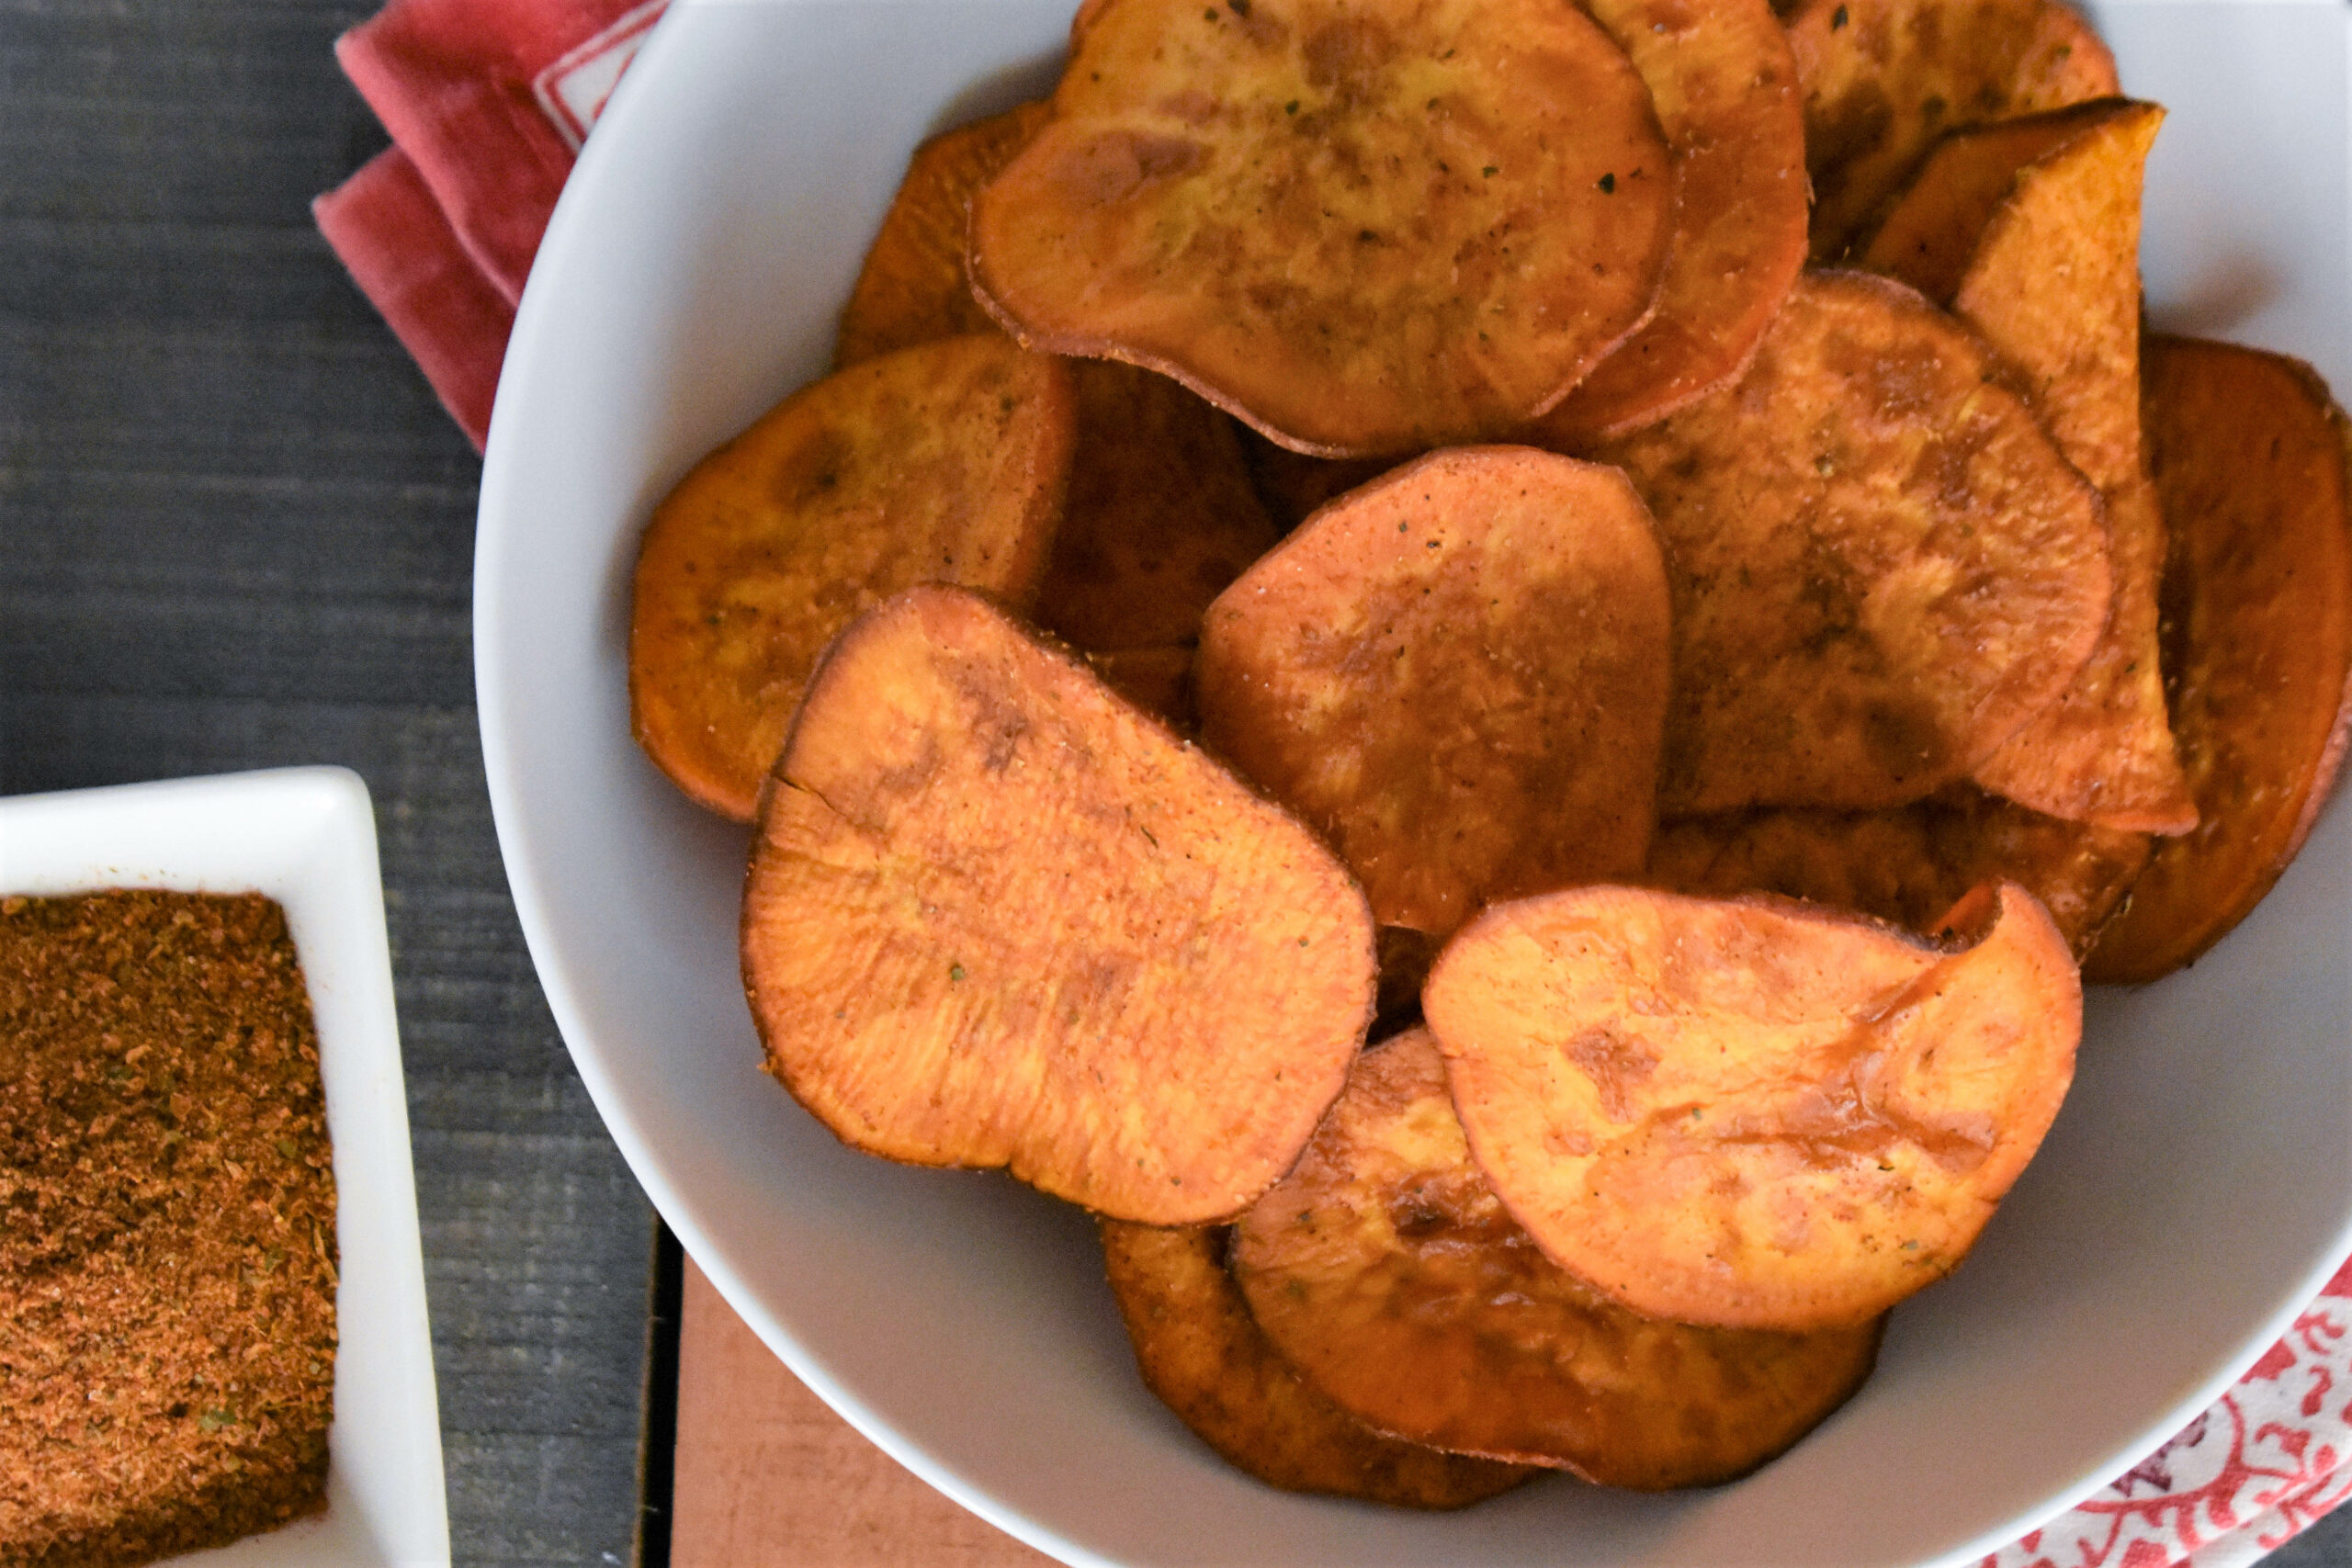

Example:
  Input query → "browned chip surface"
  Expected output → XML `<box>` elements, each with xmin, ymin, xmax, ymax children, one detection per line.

<box><xmin>835</xmin><ymin>101</ymin><xmax>1053</xmax><ymax>368</ymax></box>
<box><xmin>743</xmin><ymin>586</ymin><xmax>1375</xmax><ymax>1223</ymax></box>
<box><xmin>1645</xmin><ymin>791</ymin><xmax>2150</xmax><ymax>960</ymax></box>
<box><xmin>1099</xmin><ymin>1220</ymin><xmax>1539</xmax><ymax>1506</ymax></box>
<box><xmin>1424</xmin><ymin>882</ymin><xmax>2080</xmax><ymax>1329</ymax></box>
<box><xmin>1589</xmin><ymin>271</ymin><xmax>2109</xmax><ymax>816</ymax></box>
<box><xmin>969</xmin><ymin>0</ymin><xmax>1676</xmax><ymax>456</ymax></box>
<box><xmin>1035</xmin><ymin>361</ymin><xmax>1281</xmax><ymax>654</ymax></box>
<box><xmin>1197</xmin><ymin>447</ymin><xmax>1669</xmax><ymax>938</ymax></box>
<box><xmin>1789</xmin><ymin>0</ymin><xmax>2119</xmax><ymax>262</ymax></box>
<box><xmin>1230</xmin><ymin>1031</ymin><xmax>1882</xmax><ymax>1485</ymax></box>
<box><xmin>1851</xmin><ymin>98</ymin><xmax>2127</xmax><ymax>306</ymax></box>
<box><xmin>629</xmin><ymin>335</ymin><xmax>1074</xmax><ymax>820</ymax></box>
<box><xmin>2086</xmin><ymin>339</ymin><xmax>2352</xmax><ymax>983</ymax></box>
<box><xmin>1535</xmin><ymin>0</ymin><xmax>1809</xmax><ymax>442</ymax></box>
<box><xmin>1863</xmin><ymin>101</ymin><xmax>2190</xmax><ymax>832</ymax></box>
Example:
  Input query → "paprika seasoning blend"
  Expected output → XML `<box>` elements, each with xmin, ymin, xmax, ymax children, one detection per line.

<box><xmin>1</xmin><ymin>891</ymin><xmax>336</xmax><ymax>1564</ymax></box>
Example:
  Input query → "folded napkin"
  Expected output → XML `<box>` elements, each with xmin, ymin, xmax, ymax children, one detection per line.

<box><xmin>310</xmin><ymin>4</ymin><xmax>2352</xmax><ymax>1559</ymax></box>
<box><xmin>313</xmin><ymin>0</ymin><xmax>666</xmax><ymax>446</ymax></box>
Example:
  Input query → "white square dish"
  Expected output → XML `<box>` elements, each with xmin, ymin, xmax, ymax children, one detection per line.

<box><xmin>475</xmin><ymin>4</ymin><xmax>2352</xmax><ymax>1564</ymax></box>
<box><xmin>0</xmin><ymin>767</ymin><xmax>450</xmax><ymax>1568</ymax></box>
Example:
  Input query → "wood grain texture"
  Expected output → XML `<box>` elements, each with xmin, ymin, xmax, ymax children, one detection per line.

<box><xmin>672</xmin><ymin>1258</ymin><xmax>1056</xmax><ymax>1568</ymax></box>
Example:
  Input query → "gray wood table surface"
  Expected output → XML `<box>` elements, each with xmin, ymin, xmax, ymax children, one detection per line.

<box><xmin>5</xmin><ymin>4</ymin><xmax>2348</xmax><ymax>1567</ymax></box>
<box><xmin>3</xmin><ymin>4</ymin><xmax>654</xmax><ymax>1563</ymax></box>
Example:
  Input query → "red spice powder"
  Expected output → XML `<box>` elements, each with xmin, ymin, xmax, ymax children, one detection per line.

<box><xmin>0</xmin><ymin>891</ymin><xmax>337</xmax><ymax>1567</ymax></box>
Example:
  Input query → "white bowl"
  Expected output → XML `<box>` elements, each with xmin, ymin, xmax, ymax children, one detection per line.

<box><xmin>0</xmin><ymin>769</ymin><xmax>450</xmax><ymax>1568</ymax></box>
<box><xmin>475</xmin><ymin>5</ymin><xmax>2352</xmax><ymax>1563</ymax></box>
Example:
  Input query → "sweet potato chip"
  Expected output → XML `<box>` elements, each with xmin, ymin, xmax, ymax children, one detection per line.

<box><xmin>1230</xmin><ymin>1030</ymin><xmax>1883</xmax><ymax>1484</ymax></box>
<box><xmin>1587</xmin><ymin>271</ymin><xmax>2110</xmax><ymax>816</ymax></box>
<box><xmin>1534</xmin><ymin>0</ymin><xmax>1809</xmax><ymax>442</ymax></box>
<box><xmin>743</xmin><ymin>585</ymin><xmax>1376</xmax><ymax>1224</ymax></box>
<box><xmin>835</xmin><ymin>101</ymin><xmax>1053</xmax><ymax>368</ymax></box>
<box><xmin>968</xmin><ymin>0</ymin><xmax>1677</xmax><ymax>456</ymax></box>
<box><xmin>1197</xmin><ymin>447</ymin><xmax>1670</xmax><ymax>937</ymax></box>
<box><xmin>1850</xmin><ymin>98</ymin><xmax>2128</xmax><ymax>306</ymax></box>
<box><xmin>1035</xmin><ymin>361</ymin><xmax>1281</xmax><ymax>653</ymax></box>
<box><xmin>1788</xmin><ymin>0</ymin><xmax>2119</xmax><ymax>261</ymax></box>
<box><xmin>2086</xmin><ymin>339</ymin><xmax>2352</xmax><ymax>983</ymax></box>
<box><xmin>1424</xmin><ymin>882</ymin><xmax>2080</xmax><ymax>1329</ymax></box>
<box><xmin>1645</xmin><ymin>790</ymin><xmax>2150</xmax><ymax>960</ymax></box>
<box><xmin>629</xmin><ymin>335</ymin><xmax>1075</xmax><ymax>820</ymax></box>
<box><xmin>1862</xmin><ymin>100</ymin><xmax>2190</xmax><ymax>832</ymax></box>
<box><xmin>1098</xmin><ymin>1219</ymin><xmax>1539</xmax><ymax>1506</ymax></box>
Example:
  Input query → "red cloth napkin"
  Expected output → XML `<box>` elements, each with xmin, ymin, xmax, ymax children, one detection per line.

<box><xmin>310</xmin><ymin>6</ymin><xmax>2352</xmax><ymax>1560</ymax></box>
<box><xmin>313</xmin><ymin>0</ymin><xmax>666</xmax><ymax>447</ymax></box>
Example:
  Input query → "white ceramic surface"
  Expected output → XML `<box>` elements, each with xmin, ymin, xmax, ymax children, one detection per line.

<box><xmin>0</xmin><ymin>769</ymin><xmax>450</xmax><ymax>1568</ymax></box>
<box><xmin>475</xmin><ymin>5</ymin><xmax>2352</xmax><ymax>1564</ymax></box>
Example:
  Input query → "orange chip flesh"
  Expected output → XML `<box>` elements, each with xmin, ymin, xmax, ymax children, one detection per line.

<box><xmin>1035</xmin><ymin>361</ymin><xmax>1282</xmax><ymax>654</ymax></box>
<box><xmin>1851</xmin><ymin>98</ymin><xmax>2130</xmax><ymax>307</ymax></box>
<box><xmin>1230</xmin><ymin>1031</ymin><xmax>1883</xmax><ymax>1485</ymax></box>
<box><xmin>1533</xmin><ymin>0</ymin><xmax>1809</xmax><ymax>443</ymax></box>
<box><xmin>742</xmin><ymin>586</ymin><xmax>1377</xmax><ymax>1224</ymax></box>
<box><xmin>1098</xmin><ymin>1220</ymin><xmax>1540</xmax><ymax>1506</ymax></box>
<box><xmin>1862</xmin><ymin>101</ymin><xmax>2191</xmax><ymax>833</ymax></box>
<box><xmin>1588</xmin><ymin>271</ymin><xmax>2110</xmax><ymax>816</ymax></box>
<box><xmin>835</xmin><ymin>101</ymin><xmax>1053</xmax><ymax>368</ymax></box>
<box><xmin>1645</xmin><ymin>791</ymin><xmax>2150</xmax><ymax>961</ymax></box>
<box><xmin>968</xmin><ymin>0</ymin><xmax>1676</xmax><ymax>457</ymax></box>
<box><xmin>629</xmin><ymin>335</ymin><xmax>1075</xmax><ymax>820</ymax></box>
<box><xmin>1196</xmin><ymin>447</ymin><xmax>1670</xmax><ymax>938</ymax></box>
<box><xmin>1788</xmin><ymin>0</ymin><xmax>2120</xmax><ymax>262</ymax></box>
<box><xmin>2086</xmin><ymin>339</ymin><xmax>2352</xmax><ymax>984</ymax></box>
<box><xmin>1423</xmin><ymin>882</ymin><xmax>2081</xmax><ymax>1330</ymax></box>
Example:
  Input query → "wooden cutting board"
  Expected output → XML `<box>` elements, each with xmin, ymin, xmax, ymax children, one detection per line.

<box><xmin>670</xmin><ymin>1258</ymin><xmax>1060</xmax><ymax>1567</ymax></box>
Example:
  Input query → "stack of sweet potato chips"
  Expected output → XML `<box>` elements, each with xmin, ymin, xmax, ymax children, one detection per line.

<box><xmin>626</xmin><ymin>0</ymin><xmax>2352</xmax><ymax>1506</ymax></box>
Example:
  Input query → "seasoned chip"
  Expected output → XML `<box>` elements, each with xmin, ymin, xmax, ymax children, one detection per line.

<box><xmin>1197</xmin><ymin>447</ymin><xmax>1670</xmax><ymax>938</ymax></box>
<box><xmin>835</xmin><ymin>101</ymin><xmax>1053</xmax><ymax>368</ymax></box>
<box><xmin>1424</xmin><ymin>882</ymin><xmax>2080</xmax><ymax>1329</ymax></box>
<box><xmin>629</xmin><ymin>335</ymin><xmax>1075</xmax><ymax>820</ymax></box>
<box><xmin>742</xmin><ymin>586</ymin><xmax>1376</xmax><ymax>1224</ymax></box>
<box><xmin>1863</xmin><ymin>100</ymin><xmax>2190</xmax><ymax>832</ymax></box>
<box><xmin>1850</xmin><ymin>98</ymin><xmax>2129</xmax><ymax>306</ymax></box>
<box><xmin>1035</xmin><ymin>361</ymin><xmax>1281</xmax><ymax>653</ymax></box>
<box><xmin>1534</xmin><ymin>0</ymin><xmax>1809</xmax><ymax>442</ymax></box>
<box><xmin>2086</xmin><ymin>339</ymin><xmax>2352</xmax><ymax>983</ymax></box>
<box><xmin>968</xmin><ymin>0</ymin><xmax>1677</xmax><ymax>456</ymax></box>
<box><xmin>1645</xmin><ymin>790</ymin><xmax>2150</xmax><ymax>960</ymax></box>
<box><xmin>1229</xmin><ymin>1031</ymin><xmax>1883</xmax><ymax>1484</ymax></box>
<box><xmin>1788</xmin><ymin>0</ymin><xmax>2119</xmax><ymax>261</ymax></box>
<box><xmin>1589</xmin><ymin>271</ymin><xmax>2109</xmax><ymax>816</ymax></box>
<box><xmin>1099</xmin><ymin>1220</ymin><xmax>1539</xmax><ymax>1506</ymax></box>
